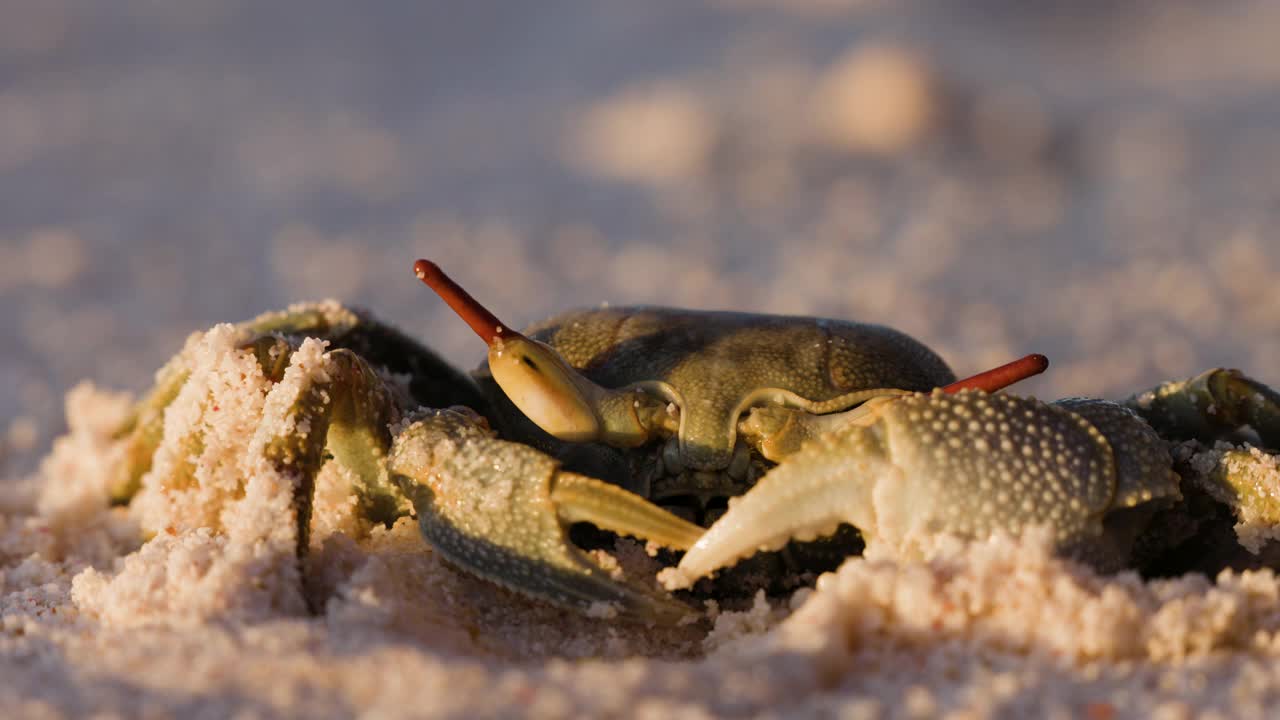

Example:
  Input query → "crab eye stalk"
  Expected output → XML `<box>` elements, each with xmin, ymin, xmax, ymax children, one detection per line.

<box><xmin>941</xmin><ymin>353</ymin><xmax>1049</xmax><ymax>394</ymax></box>
<box><xmin>414</xmin><ymin>259</ymin><xmax>667</xmax><ymax>446</ymax></box>
<box><xmin>413</xmin><ymin>259</ymin><xmax>513</xmax><ymax>343</ymax></box>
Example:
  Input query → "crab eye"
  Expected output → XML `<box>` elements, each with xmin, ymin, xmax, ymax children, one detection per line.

<box><xmin>489</xmin><ymin>336</ymin><xmax>601</xmax><ymax>442</ymax></box>
<box><xmin>415</xmin><ymin>259</ymin><xmax>664</xmax><ymax>446</ymax></box>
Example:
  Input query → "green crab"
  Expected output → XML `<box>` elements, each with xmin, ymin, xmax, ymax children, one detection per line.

<box><xmin>107</xmin><ymin>259</ymin><xmax>1280</xmax><ymax>622</ymax></box>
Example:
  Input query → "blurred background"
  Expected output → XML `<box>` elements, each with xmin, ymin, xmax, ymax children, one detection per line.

<box><xmin>2</xmin><ymin>1</ymin><xmax>1279</xmax><ymax>475</ymax></box>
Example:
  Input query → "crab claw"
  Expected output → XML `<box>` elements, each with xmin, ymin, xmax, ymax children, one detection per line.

<box><xmin>670</xmin><ymin>389</ymin><xmax>1177</xmax><ymax>587</ymax></box>
<box><xmin>388</xmin><ymin>407</ymin><xmax>703</xmax><ymax>621</ymax></box>
<box><xmin>1126</xmin><ymin>368</ymin><xmax>1280</xmax><ymax>449</ymax></box>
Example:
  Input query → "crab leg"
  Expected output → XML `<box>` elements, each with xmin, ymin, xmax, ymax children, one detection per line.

<box><xmin>388</xmin><ymin>408</ymin><xmax>703</xmax><ymax>621</ymax></box>
<box><xmin>1191</xmin><ymin>446</ymin><xmax>1280</xmax><ymax>553</ymax></box>
<box><xmin>109</xmin><ymin>303</ymin><xmax>484</xmax><ymax>505</ymax></box>
<box><xmin>108</xmin><ymin>311</ymin><xmax>362</xmax><ymax>505</ymax></box>
<box><xmin>107</xmin><ymin>356</ymin><xmax>190</xmax><ymax>503</ymax></box>
<box><xmin>247</xmin><ymin>301</ymin><xmax>489</xmax><ymax>412</ymax></box>
<box><xmin>1126</xmin><ymin>368</ymin><xmax>1280</xmax><ymax>449</ymax></box>
<box><xmin>253</xmin><ymin>345</ymin><xmax>416</xmax><ymax>558</ymax></box>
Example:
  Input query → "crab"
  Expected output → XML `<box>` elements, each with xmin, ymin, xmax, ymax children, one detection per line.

<box><xmin>106</xmin><ymin>259</ymin><xmax>1280</xmax><ymax>623</ymax></box>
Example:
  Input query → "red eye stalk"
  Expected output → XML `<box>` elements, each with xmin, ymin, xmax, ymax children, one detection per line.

<box><xmin>413</xmin><ymin>259</ymin><xmax>517</xmax><ymax>345</ymax></box>
<box><xmin>941</xmin><ymin>353</ymin><xmax>1049</xmax><ymax>394</ymax></box>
